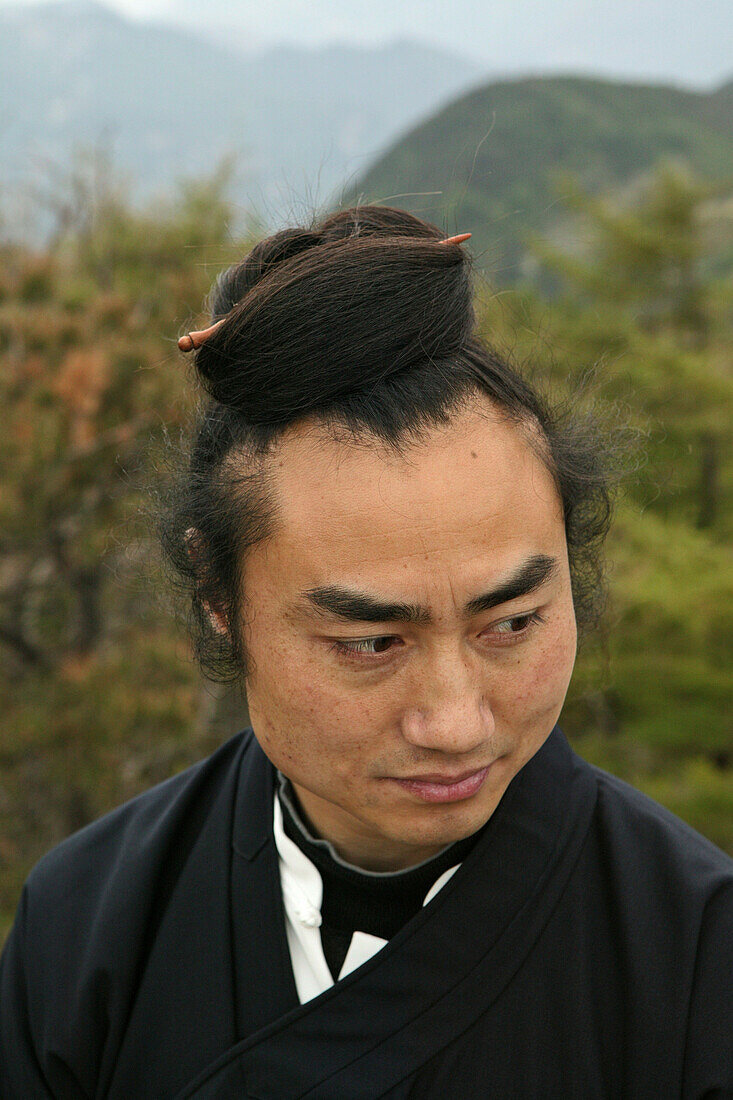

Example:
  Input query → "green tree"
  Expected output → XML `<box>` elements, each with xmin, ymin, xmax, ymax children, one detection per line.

<box><xmin>526</xmin><ymin>157</ymin><xmax>731</xmax><ymax>343</ymax></box>
<box><xmin>521</xmin><ymin>158</ymin><xmax>733</xmax><ymax>536</ymax></box>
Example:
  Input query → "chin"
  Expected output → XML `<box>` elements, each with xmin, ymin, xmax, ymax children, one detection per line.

<box><xmin>391</xmin><ymin>803</ymin><xmax>493</xmax><ymax>847</ymax></box>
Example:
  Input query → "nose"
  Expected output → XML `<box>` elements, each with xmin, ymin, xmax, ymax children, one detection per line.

<box><xmin>399</xmin><ymin>645</ymin><xmax>495</xmax><ymax>757</ymax></box>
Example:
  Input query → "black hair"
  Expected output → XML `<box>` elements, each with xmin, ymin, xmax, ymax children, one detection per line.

<box><xmin>151</xmin><ymin>204</ymin><xmax>635</xmax><ymax>687</ymax></box>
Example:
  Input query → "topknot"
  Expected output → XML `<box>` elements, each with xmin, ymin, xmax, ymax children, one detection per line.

<box><xmin>179</xmin><ymin>206</ymin><xmax>474</xmax><ymax>424</ymax></box>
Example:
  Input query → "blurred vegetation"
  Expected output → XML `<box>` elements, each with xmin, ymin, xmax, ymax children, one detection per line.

<box><xmin>0</xmin><ymin>152</ymin><xmax>731</xmax><ymax>944</ymax></box>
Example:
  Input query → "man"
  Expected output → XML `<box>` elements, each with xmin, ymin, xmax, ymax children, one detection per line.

<box><xmin>1</xmin><ymin>226</ymin><xmax>732</xmax><ymax>1097</ymax></box>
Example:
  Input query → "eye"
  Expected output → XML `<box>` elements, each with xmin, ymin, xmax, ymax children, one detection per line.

<box><xmin>330</xmin><ymin>635</ymin><xmax>399</xmax><ymax>658</ymax></box>
<box><xmin>486</xmin><ymin>611</ymin><xmax>546</xmax><ymax>637</ymax></box>
<box><xmin>329</xmin><ymin>610</ymin><xmax>546</xmax><ymax>662</ymax></box>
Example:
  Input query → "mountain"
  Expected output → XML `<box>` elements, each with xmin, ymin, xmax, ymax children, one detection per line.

<box><xmin>338</xmin><ymin>73</ymin><xmax>733</xmax><ymax>284</ymax></box>
<box><xmin>2</xmin><ymin>4</ymin><xmax>731</xmax><ymax>276</ymax></box>
<box><xmin>0</xmin><ymin>1</ymin><xmax>489</xmax><ymax>236</ymax></box>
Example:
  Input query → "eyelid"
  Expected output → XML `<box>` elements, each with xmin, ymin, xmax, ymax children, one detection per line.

<box><xmin>329</xmin><ymin>608</ymin><xmax>546</xmax><ymax>660</ymax></box>
<box><xmin>333</xmin><ymin>605</ymin><xmax>544</xmax><ymax>639</ymax></box>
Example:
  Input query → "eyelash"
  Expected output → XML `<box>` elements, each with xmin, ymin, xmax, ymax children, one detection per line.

<box><xmin>329</xmin><ymin>611</ymin><xmax>547</xmax><ymax>662</ymax></box>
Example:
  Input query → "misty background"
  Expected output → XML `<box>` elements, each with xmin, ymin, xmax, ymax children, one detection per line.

<box><xmin>1</xmin><ymin>0</ymin><xmax>732</xmax><ymax>244</ymax></box>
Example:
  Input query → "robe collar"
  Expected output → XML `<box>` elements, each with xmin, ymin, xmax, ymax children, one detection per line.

<box><xmin>199</xmin><ymin>723</ymin><xmax>598</xmax><ymax>1100</ymax></box>
<box><xmin>272</xmin><ymin>788</ymin><xmax>463</xmax><ymax>1002</ymax></box>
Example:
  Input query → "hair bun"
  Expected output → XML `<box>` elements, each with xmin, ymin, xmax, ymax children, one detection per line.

<box><xmin>193</xmin><ymin>207</ymin><xmax>475</xmax><ymax>425</ymax></box>
<box><xmin>209</xmin><ymin>228</ymin><xmax>324</xmax><ymax>318</ymax></box>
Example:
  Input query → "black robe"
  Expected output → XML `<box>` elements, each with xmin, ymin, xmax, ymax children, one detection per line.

<box><xmin>1</xmin><ymin>724</ymin><xmax>731</xmax><ymax>1099</ymax></box>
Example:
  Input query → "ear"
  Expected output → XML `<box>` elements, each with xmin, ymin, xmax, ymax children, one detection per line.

<box><xmin>204</xmin><ymin>604</ymin><xmax>229</xmax><ymax>637</ymax></box>
<box><xmin>184</xmin><ymin>526</ymin><xmax>229</xmax><ymax>636</ymax></box>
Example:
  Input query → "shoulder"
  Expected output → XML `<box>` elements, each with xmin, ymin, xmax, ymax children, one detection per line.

<box><xmin>0</xmin><ymin>729</ymin><xmax>257</xmax><ymax>1094</ymax></box>
<box><xmin>579</xmin><ymin>755</ymin><xmax>733</xmax><ymax>1054</ymax></box>
<box><xmin>584</xmin><ymin>758</ymin><xmax>733</xmax><ymax>901</ymax></box>
<box><xmin>23</xmin><ymin>726</ymin><xmax>255</xmax><ymax>931</ymax></box>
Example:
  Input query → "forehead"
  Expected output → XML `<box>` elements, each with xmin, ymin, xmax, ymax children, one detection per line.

<box><xmin>259</xmin><ymin>399</ymin><xmax>564</xmax><ymax>585</ymax></box>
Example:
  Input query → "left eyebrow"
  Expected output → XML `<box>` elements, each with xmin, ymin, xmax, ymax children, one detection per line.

<box><xmin>297</xmin><ymin>553</ymin><xmax>559</xmax><ymax>626</ymax></box>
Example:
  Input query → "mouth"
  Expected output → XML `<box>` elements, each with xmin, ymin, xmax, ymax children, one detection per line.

<box><xmin>388</xmin><ymin>764</ymin><xmax>493</xmax><ymax>804</ymax></box>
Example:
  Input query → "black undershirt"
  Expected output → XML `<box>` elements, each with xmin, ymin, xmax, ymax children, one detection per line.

<box><xmin>277</xmin><ymin>774</ymin><xmax>488</xmax><ymax>980</ymax></box>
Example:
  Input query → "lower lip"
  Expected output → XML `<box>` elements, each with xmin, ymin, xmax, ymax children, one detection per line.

<box><xmin>390</xmin><ymin>765</ymin><xmax>492</xmax><ymax>803</ymax></box>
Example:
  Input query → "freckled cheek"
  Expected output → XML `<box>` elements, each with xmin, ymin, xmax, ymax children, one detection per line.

<box><xmin>504</xmin><ymin>626</ymin><xmax>576</xmax><ymax>719</ymax></box>
<box><xmin>275</xmin><ymin>668</ymin><xmax>363</xmax><ymax>728</ymax></box>
<box><xmin>268</xmin><ymin>637</ymin><xmax>381</xmax><ymax>720</ymax></box>
<box><xmin>259</xmin><ymin>658</ymin><xmax>383</xmax><ymax>765</ymax></box>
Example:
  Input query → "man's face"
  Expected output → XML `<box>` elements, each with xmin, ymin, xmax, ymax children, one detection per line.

<box><xmin>240</xmin><ymin>395</ymin><xmax>578</xmax><ymax>870</ymax></box>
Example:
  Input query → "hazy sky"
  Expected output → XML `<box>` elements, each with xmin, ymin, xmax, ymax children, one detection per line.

<box><xmin>3</xmin><ymin>0</ymin><xmax>731</xmax><ymax>87</ymax></box>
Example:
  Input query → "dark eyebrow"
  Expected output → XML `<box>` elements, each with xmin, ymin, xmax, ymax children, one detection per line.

<box><xmin>299</xmin><ymin>554</ymin><xmax>559</xmax><ymax>626</ymax></box>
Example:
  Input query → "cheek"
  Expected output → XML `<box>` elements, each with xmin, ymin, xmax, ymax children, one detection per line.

<box><xmin>255</xmin><ymin>615</ymin><xmax>388</xmax><ymax>719</ymax></box>
<box><xmin>501</xmin><ymin>611</ymin><xmax>577</xmax><ymax>720</ymax></box>
<box><xmin>246</xmin><ymin>631</ymin><xmax>385</xmax><ymax>765</ymax></box>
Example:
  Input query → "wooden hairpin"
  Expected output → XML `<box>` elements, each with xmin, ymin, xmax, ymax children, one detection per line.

<box><xmin>177</xmin><ymin>233</ymin><xmax>471</xmax><ymax>352</ymax></box>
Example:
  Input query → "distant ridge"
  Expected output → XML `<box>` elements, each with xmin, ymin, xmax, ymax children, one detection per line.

<box><xmin>1</xmin><ymin>3</ymin><xmax>730</xmax><ymax>269</ymax></box>
<box><xmin>0</xmin><ymin>0</ymin><xmax>489</xmax><ymax>238</ymax></box>
<box><xmin>339</xmin><ymin>72</ymin><xmax>733</xmax><ymax>284</ymax></box>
